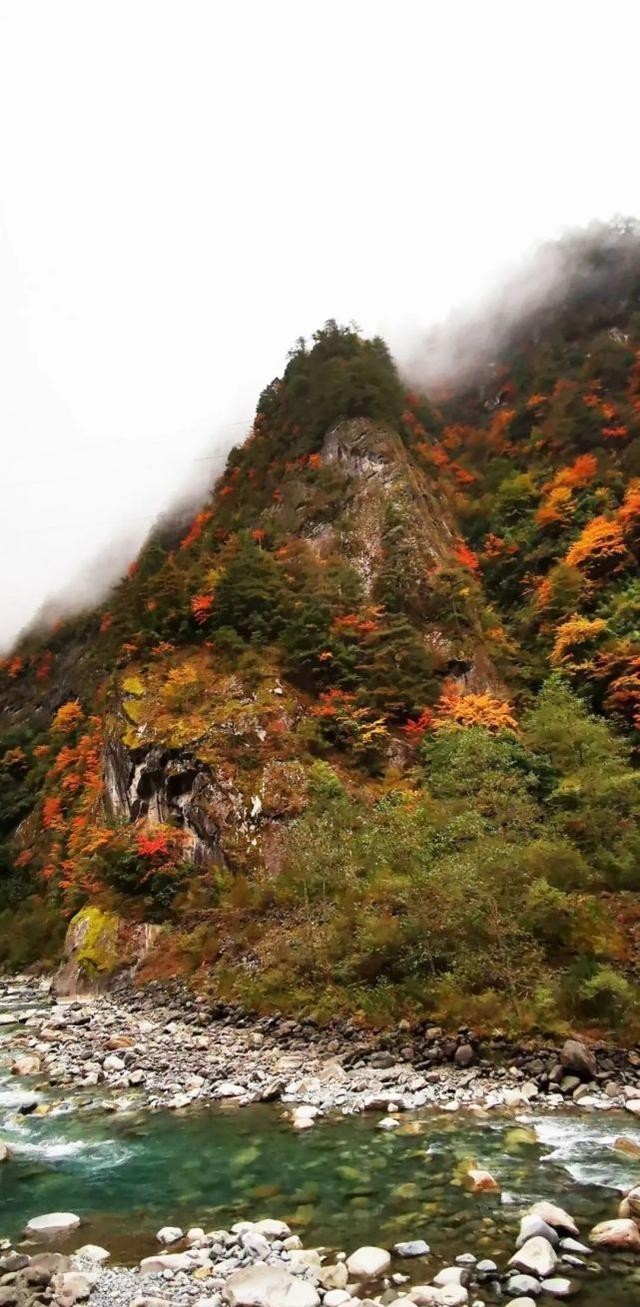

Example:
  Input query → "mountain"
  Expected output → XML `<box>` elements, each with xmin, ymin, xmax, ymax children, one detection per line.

<box><xmin>3</xmin><ymin>225</ymin><xmax>640</xmax><ymax>1038</ymax></box>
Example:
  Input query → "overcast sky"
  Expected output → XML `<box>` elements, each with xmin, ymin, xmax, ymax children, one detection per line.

<box><xmin>1</xmin><ymin>0</ymin><xmax>640</xmax><ymax>650</ymax></box>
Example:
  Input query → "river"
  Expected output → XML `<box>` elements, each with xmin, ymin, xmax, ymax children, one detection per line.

<box><xmin>1</xmin><ymin>984</ymin><xmax>640</xmax><ymax>1303</ymax></box>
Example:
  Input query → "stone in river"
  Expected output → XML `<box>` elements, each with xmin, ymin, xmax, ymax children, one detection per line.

<box><xmin>11</xmin><ymin>1053</ymin><xmax>41</xmax><ymax>1075</ymax></box>
<box><xmin>253</xmin><ymin>1219</ymin><xmax>292</xmax><ymax>1240</ymax></box>
<box><xmin>528</xmin><ymin>1202</ymin><xmax>579</xmax><ymax>1236</ymax></box>
<box><xmin>467</xmin><ymin>1168</ymin><xmax>500</xmax><ymax>1193</ymax></box>
<box><xmin>509</xmin><ymin>1237</ymin><xmax>557</xmax><ymax>1278</ymax></box>
<box><xmin>625</xmin><ymin>1099</ymin><xmax>640</xmax><ymax>1117</ymax></box>
<box><xmin>323</xmin><ymin>1294</ymin><xmax>351</xmax><ymax>1307</ymax></box>
<box><xmin>436</xmin><ymin>1288</ymin><xmax>469</xmax><ymax>1307</ymax></box>
<box><xmin>619</xmin><ymin>1183</ymin><xmax>640</xmax><ymax>1219</ymax></box>
<box><xmin>560</xmin><ymin>1039</ymin><xmax>597</xmax><ymax>1080</ymax></box>
<box><xmin>589</xmin><ymin>1217</ymin><xmax>640</xmax><ymax>1249</ymax></box>
<box><xmin>0</xmin><ymin>1141</ymin><xmax>12</xmax><ymax>1163</ymax></box>
<box><xmin>505</xmin><ymin>1299</ymin><xmax>537</xmax><ymax>1307</ymax></box>
<box><xmin>393</xmin><ymin>1241</ymin><xmax>430</xmax><ymax>1258</ymax></box>
<box><xmin>613</xmin><ymin>1136</ymin><xmax>640</xmax><ymax>1157</ymax></box>
<box><xmin>156</xmin><ymin>1226</ymin><xmax>183</xmax><ymax>1245</ymax></box>
<box><xmin>540</xmin><ymin>1279</ymin><xmax>576</xmax><ymax>1298</ymax></box>
<box><xmin>516</xmin><ymin>1215</ymin><xmax>559</xmax><ymax>1248</ymax></box>
<box><xmin>25</xmin><ymin>1212</ymin><xmax>80</xmax><ymax>1236</ymax></box>
<box><xmin>346</xmin><ymin>1246</ymin><xmax>391</xmax><ymax>1279</ymax></box>
<box><xmin>559</xmin><ymin>1238</ymin><xmax>590</xmax><ymax>1256</ymax></box>
<box><xmin>73</xmin><ymin>1245</ymin><xmax>110</xmax><ymax>1263</ymax></box>
<box><xmin>505</xmin><ymin>1275</ymin><xmax>541</xmax><ymax>1297</ymax></box>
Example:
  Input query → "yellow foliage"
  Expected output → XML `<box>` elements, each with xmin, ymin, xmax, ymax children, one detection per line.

<box><xmin>433</xmin><ymin>683</ymin><xmax>517</xmax><ymax>732</ymax></box>
<box><xmin>551</xmin><ymin>614</ymin><xmax>608</xmax><ymax>669</ymax></box>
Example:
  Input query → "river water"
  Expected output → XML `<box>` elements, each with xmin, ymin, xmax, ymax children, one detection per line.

<box><xmin>1</xmin><ymin>985</ymin><xmax>640</xmax><ymax>1303</ymax></box>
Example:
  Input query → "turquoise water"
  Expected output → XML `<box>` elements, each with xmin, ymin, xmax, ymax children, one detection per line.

<box><xmin>1</xmin><ymin>991</ymin><xmax>640</xmax><ymax>1303</ymax></box>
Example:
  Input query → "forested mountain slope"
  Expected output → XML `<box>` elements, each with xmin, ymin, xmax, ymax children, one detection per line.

<box><xmin>3</xmin><ymin>224</ymin><xmax>640</xmax><ymax>1037</ymax></box>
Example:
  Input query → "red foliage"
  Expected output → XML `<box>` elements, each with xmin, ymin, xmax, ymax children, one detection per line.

<box><xmin>191</xmin><ymin>593</ymin><xmax>214</xmax><ymax>625</ymax></box>
<box><xmin>401</xmin><ymin>708</ymin><xmax>433</xmax><ymax>741</ymax></box>
<box><xmin>136</xmin><ymin>831</ymin><xmax>171</xmax><ymax>860</ymax></box>
<box><xmin>453</xmin><ymin>542</ymin><xmax>480</xmax><ymax>573</ymax></box>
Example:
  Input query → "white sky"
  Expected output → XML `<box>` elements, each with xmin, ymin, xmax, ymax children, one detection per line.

<box><xmin>1</xmin><ymin>0</ymin><xmax>640</xmax><ymax>649</ymax></box>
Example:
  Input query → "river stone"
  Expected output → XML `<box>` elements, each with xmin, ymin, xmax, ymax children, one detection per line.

<box><xmin>433</xmin><ymin>1268</ymin><xmax>465</xmax><ymax>1287</ymax></box>
<box><xmin>505</xmin><ymin>1275</ymin><xmax>541</xmax><ymax>1297</ymax></box>
<box><xmin>516</xmin><ymin>1216</ymin><xmax>559</xmax><ymax>1248</ymax></box>
<box><xmin>528</xmin><ymin>1202</ymin><xmax>579</xmax><ymax>1236</ymax></box>
<box><xmin>317</xmin><ymin>1263</ymin><xmax>349</xmax><ymax>1290</ymax></box>
<box><xmin>454</xmin><ymin>1044</ymin><xmax>474</xmax><ymax>1068</ymax></box>
<box><xmin>25</xmin><ymin>1254</ymin><xmax>72</xmax><ymax>1285</ymax></box>
<box><xmin>11</xmin><ymin>1053</ymin><xmax>41</xmax><ymax>1075</ymax></box>
<box><xmin>224</xmin><ymin>1264</ymin><xmax>320</xmax><ymax>1307</ymax></box>
<box><xmin>589</xmin><ymin>1217</ymin><xmax>640</xmax><ymax>1248</ymax></box>
<box><xmin>73</xmin><ymin>1245</ymin><xmax>111</xmax><ymax>1263</ymax></box>
<box><xmin>619</xmin><ymin>1183</ymin><xmax>640</xmax><ymax>1219</ymax></box>
<box><xmin>510</xmin><ymin>1237</ymin><xmax>557</xmax><ymax>1279</ymax></box>
<box><xmin>346</xmin><ymin>1247</ymin><xmax>391</xmax><ymax>1279</ymax></box>
<box><xmin>156</xmin><ymin>1226</ymin><xmax>183</xmax><ymax>1245</ymax></box>
<box><xmin>323</xmin><ymin>1294</ymin><xmax>351</xmax><ymax>1307</ymax></box>
<box><xmin>0</xmin><ymin>1142</ymin><xmax>12</xmax><ymax>1163</ymax></box>
<box><xmin>467</xmin><ymin>1168</ymin><xmax>499</xmax><ymax>1192</ymax></box>
<box><xmin>25</xmin><ymin>1212</ymin><xmax>80</xmax><ymax>1236</ymax></box>
<box><xmin>253</xmin><ymin>1220</ymin><xmax>292</xmax><ymax>1240</ymax></box>
<box><xmin>559</xmin><ymin>1238</ymin><xmax>590</xmax><ymax>1255</ymax></box>
<box><xmin>394</xmin><ymin>1241</ymin><xmax>430</xmax><ymax>1258</ymax></box>
<box><xmin>53</xmin><ymin>1272</ymin><xmax>92</xmax><ymax>1301</ymax></box>
<box><xmin>506</xmin><ymin>1300</ymin><xmax>537</xmax><ymax>1307</ymax></box>
<box><xmin>539</xmin><ymin>1279</ymin><xmax>575</xmax><ymax>1298</ymax></box>
<box><xmin>409</xmin><ymin>1291</ymin><xmax>449</xmax><ymax>1307</ymax></box>
<box><xmin>560</xmin><ymin>1040</ymin><xmax>597</xmax><ymax>1080</ymax></box>
<box><xmin>139</xmin><ymin>1253</ymin><xmax>193</xmax><ymax>1273</ymax></box>
<box><xmin>437</xmin><ymin>1288</ymin><xmax>469</xmax><ymax>1307</ymax></box>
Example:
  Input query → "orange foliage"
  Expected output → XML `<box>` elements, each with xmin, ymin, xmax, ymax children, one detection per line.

<box><xmin>99</xmin><ymin>612</ymin><xmax>113</xmax><ymax>634</ymax></box>
<box><xmin>5</xmin><ymin>656</ymin><xmax>24</xmax><ymax>679</ymax></box>
<box><xmin>535</xmin><ymin>484</ymin><xmax>574</xmax><ymax>528</ymax></box>
<box><xmin>42</xmin><ymin>796</ymin><xmax>64</xmax><ymax>830</ymax></box>
<box><xmin>433</xmin><ymin>683</ymin><xmax>517</xmax><ymax>732</ymax></box>
<box><xmin>51</xmin><ymin>701</ymin><xmax>84</xmax><ymax>735</ymax></box>
<box><xmin>179</xmin><ymin>510</ymin><xmax>213</xmax><ymax>551</ymax></box>
<box><xmin>618</xmin><ymin>481</ymin><xmax>640</xmax><ymax>537</ymax></box>
<box><xmin>564</xmin><ymin>515</ymin><xmax>628</xmax><ymax>573</ymax></box>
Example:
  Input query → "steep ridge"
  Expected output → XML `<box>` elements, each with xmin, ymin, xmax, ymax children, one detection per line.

<box><xmin>2</xmin><ymin>245</ymin><xmax>640</xmax><ymax>1036</ymax></box>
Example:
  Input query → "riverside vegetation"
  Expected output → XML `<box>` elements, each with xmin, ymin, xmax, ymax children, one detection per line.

<box><xmin>3</xmin><ymin>222</ymin><xmax>640</xmax><ymax>1038</ymax></box>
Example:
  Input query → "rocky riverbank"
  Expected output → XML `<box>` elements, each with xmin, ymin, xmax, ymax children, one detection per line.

<box><xmin>2</xmin><ymin>976</ymin><xmax>640</xmax><ymax>1123</ymax></box>
<box><xmin>3</xmin><ymin>1189</ymin><xmax>640</xmax><ymax>1307</ymax></box>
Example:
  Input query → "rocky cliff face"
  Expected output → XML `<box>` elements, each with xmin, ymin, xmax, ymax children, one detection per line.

<box><xmin>5</xmin><ymin>295</ymin><xmax>640</xmax><ymax>1035</ymax></box>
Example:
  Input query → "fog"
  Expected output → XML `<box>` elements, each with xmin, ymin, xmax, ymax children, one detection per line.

<box><xmin>2</xmin><ymin>1</ymin><xmax>640</xmax><ymax>649</ymax></box>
